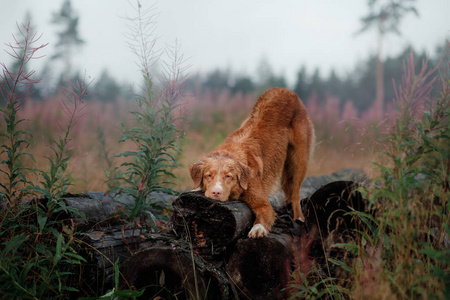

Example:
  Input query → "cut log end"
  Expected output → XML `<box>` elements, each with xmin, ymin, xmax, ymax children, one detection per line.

<box><xmin>171</xmin><ymin>191</ymin><xmax>253</xmax><ymax>257</ymax></box>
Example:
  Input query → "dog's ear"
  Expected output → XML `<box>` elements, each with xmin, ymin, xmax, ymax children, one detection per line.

<box><xmin>237</xmin><ymin>161</ymin><xmax>251</xmax><ymax>190</ymax></box>
<box><xmin>189</xmin><ymin>161</ymin><xmax>204</xmax><ymax>189</ymax></box>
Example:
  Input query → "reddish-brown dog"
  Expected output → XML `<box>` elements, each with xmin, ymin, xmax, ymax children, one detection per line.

<box><xmin>189</xmin><ymin>88</ymin><xmax>315</xmax><ymax>238</ymax></box>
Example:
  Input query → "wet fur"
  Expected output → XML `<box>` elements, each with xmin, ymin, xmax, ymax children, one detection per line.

<box><xmin>189</xmin><ymin>88</ymin><xmax>315</xmax><ymax>238</ymax></box>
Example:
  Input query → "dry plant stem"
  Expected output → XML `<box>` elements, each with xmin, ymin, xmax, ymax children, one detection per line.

<box><xmin>51</xmin><ymin>81</ymin><xmax>90</xmax><ymax>195</ymax></box>
<box><xmin>28</xmin><ymin>78</ymin><xmax>91</xmax><ymax>201</ymax></box>
<box><xmin>124</xmin><ymin>0</ymin><xmax>159</xmax><ymax>78</ymax></box>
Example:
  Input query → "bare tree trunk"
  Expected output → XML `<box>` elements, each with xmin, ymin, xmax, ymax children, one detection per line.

<box><xmin>374</xmin><ymin>20</ymin><xmax>385</xmax><ymax>120</ymax></box>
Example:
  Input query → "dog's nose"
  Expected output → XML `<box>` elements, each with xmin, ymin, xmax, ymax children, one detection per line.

<box><xmin>211</xmin><ymin>189</ymin><xmax>222</xmax><ymax>198</ymax></box>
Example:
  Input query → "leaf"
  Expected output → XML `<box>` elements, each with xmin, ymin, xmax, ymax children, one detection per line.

<box><xmin>420</xmin><ymin>248</ymin><xmax>450</xmax><ymax>263</ymax></box>
<box><xmin>37</xmin><ymin>214</ymin><xmax>48</xmax><ymax>232</ymax></box>
<box><xmin>159</xmin><ymin>270</ymin><xmax>165</xmax><ymax>286</ymax></box>
<box><xmin>65</xmin><ymin>251</ymin><xmax>87</xmax><ymax>263</ymax></box>
<box><xmin>334</xmin><ymin>243</ymin><xmax>360</xmax><ymax>255</ymax></box>
<box><xmin>328</xmin><ymin>258</ymin><xmax>353</xmax><ymax>273</ymax></box>
<box><xmin>113</xmin><ymin>289</ymin><xmax>145</xmax><ymax>297</ymax></box>
<box><xmin>2</xmin><ymin>234</ymin><xmax>28</xmax><ymax>255</ymax></box>
<box><xmin>28</xmin><ymin>186</ymin><xmax>52</xmax><ymax>200</ymax></box>
<box><xmin>114</xmin><ymin>258</ymin><xmax>120</xmax><ymax>289</ymax></box>
<box><xmin>54</xmin><ymin>233</ymin><xmax>63</xmax><ymax>265</ymax></box>
<box><xmin>60</xmin><ymin>286</ymin><xmax>79</xmax><ymax>292</ymax></box>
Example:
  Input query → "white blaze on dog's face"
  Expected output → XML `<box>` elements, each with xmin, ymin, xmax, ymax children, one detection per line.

<box><xmin>189</xmin><ymin>156</ymin><xmax>250</xmax><ymax>201</ymax></box>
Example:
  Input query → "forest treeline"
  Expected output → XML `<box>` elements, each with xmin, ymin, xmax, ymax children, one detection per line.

<box><xmin>186</xmin><ymin>43</ymin><xmax>446</xmax><ymax>113</ymax></box>
<box><xmin>25</xmin><ymin>41</ymin><xmax>446</xmax><ymax>116</ymax></box>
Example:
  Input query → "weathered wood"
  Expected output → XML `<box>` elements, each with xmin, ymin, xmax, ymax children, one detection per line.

<box><xmin>226</xmin><ymin>233</ymin><xmax>293</xmax><ymax>300</ymax></box>
<box><xmin>61</xmin><ymin>192</ymin><xmax>176</xmax><ymax>294</ymax></box>
<box><xmin>63</xmin><ymin>191</ymin><xmax>176</xmax><ymax>229</ymax></box>
<box><xmin>301</xmin><ymin>180</ymin><xmax>367</xmax><ymax>239</ymax></box>
<box><xmin>296</xmin><ymin>180</ymin><xmax>369</xmax><ymax>279</ymax></box>
<box><xmin>77</xmin><ymin>224</ymin><xmax>157</xmax><ymax>294</ymax></box>
<box><xmin>119</xmin><ymin>246</ymin><xmax>235</xmax><ymax>300</ymax></box>
<box><xmin>171</xmin><ymin>191</ymin><xmax>254</xmax><ymax>257</ymax></box>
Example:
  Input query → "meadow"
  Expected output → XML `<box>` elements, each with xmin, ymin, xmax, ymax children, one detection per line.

<box><xmin>16</xmin><ymin>87</ymin><xmax>379</xmax><ymax>193</ymax></box>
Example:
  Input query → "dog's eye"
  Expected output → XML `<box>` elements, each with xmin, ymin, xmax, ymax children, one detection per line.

<box><xmin>225</xmin><ymin>175</ymin><xmax>231</xmax><ymax>179</ymax></box>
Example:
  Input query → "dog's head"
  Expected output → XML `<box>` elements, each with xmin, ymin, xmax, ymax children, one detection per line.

<box><xmin>189</xmin><ymin>155</ymin><xmax>250</xmax><ymax>201</ymax></box>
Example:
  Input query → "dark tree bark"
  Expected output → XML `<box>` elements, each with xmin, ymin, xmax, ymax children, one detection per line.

<box><xmin>171</xmin><ymin>191</ymin><xmax>254</xmax><ymax>258</ymax></box>
<box><xmin>298</xmin><ymin>180</ymin><xmax>370</xmax><ymax>279</ymax></box>
<box><xmin>119</xmin><ymin>246</ymin><xmax>233</xmax><ymax>300</ymax></box>
<box><xmin>226</xmin><ymin>233</ymin><xmax>293</xmax><ymax>300</ymax></box>
<box><xmin>301</xmin><ymin>180</ymin><xmax>367</xmax><ymax>238</ymax></box>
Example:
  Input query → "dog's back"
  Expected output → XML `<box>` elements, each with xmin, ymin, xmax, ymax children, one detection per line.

<box><xmin>219</xmin><ymin>88</ymin><xmax>314</xmax><ymax>196</ymax></box>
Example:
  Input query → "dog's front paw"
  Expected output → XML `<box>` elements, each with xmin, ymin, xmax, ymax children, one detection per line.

<box><xmin>297</xmin><ymin>216</ymin><xmax>305</xmax><ymax>222</ymax></box>
<box><xmin>248</xmin><ymin>224</ymin><xmax>268</xmax><ymax>238</ymax></box>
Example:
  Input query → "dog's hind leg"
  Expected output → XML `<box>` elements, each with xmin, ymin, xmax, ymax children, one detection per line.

<box><xmin>282</xmin><ymin>147</ymin><xmax>307</xmax><ymax>222</ymax></box>
<box><xmin>282</xmin><ymin>115</ymin><xmax>313</xmax><ymax>222</ymax></box>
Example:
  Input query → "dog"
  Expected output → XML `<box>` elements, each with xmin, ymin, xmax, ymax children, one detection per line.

<box><xmin>189</xmin><ymin>88</ymin><xmax>315</xmax><ymax>238</ymax></box>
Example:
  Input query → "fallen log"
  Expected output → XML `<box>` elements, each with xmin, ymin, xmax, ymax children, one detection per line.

<box><xmin>301</xmin><ymin>180</ymin><xmax>367</xmax><ymax>238</ymax></box>
<box><xmin>171</xmin><ymin>191</ymin><xmax>254</xmax><ymax>258</ymax></box>
<box><xmin>226</xmin><ymin>233</ymin><xmax>293</xmax><ymax>300</ymax></box>
<box><xmin>61</xmin><ymin>192</ymin><xmax>176</xmax><ymax>295</ymax></box>
<box><xmin>55</xmin><ymin>169</ymin><xmax>368</xmax><ymax>297</ymax></box>
<box><xmin>63</xmin><ymin>192</ymin><xmax>176</xmax><ymax>230</ymax></box>
<box><xmin>297</xmin><ymin>180</ymin><xmax>369</xmax><ymax>279</ymax></box>
<box><xmin>170</xmin><ymin>169</ymin><xmax>368</xmax><ymax>259</ymax></box>
<box><xmin>119</xmin><ymin>245</ymin><xmax>236</xmax><ymax>300</ymax></box>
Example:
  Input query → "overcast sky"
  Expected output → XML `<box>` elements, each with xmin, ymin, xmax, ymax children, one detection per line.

<box><xmin>1</xmin><ymin>0</ymin><xmax>449</xmax><ymax>86</ymax></box>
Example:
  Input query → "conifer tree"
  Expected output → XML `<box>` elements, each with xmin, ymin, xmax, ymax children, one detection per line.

<box><xmin>51</xmin><ymin>0</ymin><xmax>85</xmax><ymax>79</ymax></box>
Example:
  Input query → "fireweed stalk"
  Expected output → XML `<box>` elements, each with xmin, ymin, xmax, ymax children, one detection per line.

<box><xmin>30</xmin><ymin>79</ymin><xmax>91</xmax><ymax>201</ymax></box>
<box><xmin>108</xmin><ymin>1</ymin><xmax>189</xmax><ymax>225</ymax></box>
<box><xmin>0</xmin><ymin>21</ymin><xmax>47</xmax><ymax>205</ymax></box>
